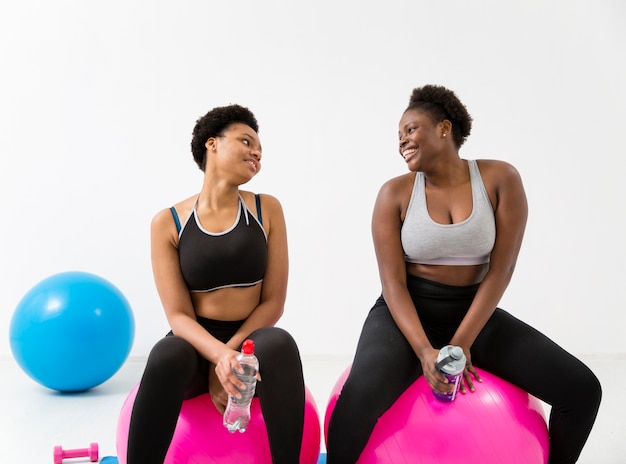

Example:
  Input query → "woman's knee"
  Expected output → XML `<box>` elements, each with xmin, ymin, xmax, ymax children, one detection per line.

<box><xmin>551</xmin><ymin>360</ymin><xmax>602</xmax><ymax>420</ymax></box>
<box><xmin>248</xmin><ymin>328</ymin><xmax>303</xmax><ymax>383</ymax></box>
<box><xmin>573</xmin><ymin>365</ymin><xmax>602</xmax><ymax>410</ymax></box>
<box><xmin>249</xmin><ymin>327</ymin><xmax>300</xmax><ymax>359</ymax></box>
<box><xmin>144</xmin><ymin>336</ymin><xmax>199</xmax><ymax>381</ymax></box>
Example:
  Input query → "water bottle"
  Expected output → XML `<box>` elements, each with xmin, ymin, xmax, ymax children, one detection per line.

<box><xmin>433</xmin><ymin>345</ymin><xmax>466</xmax><ymax>402</ymax></box>
<box><xmin>223</xmin><ymin>339</ymin><xmax>259</xmax><ymax>433</ymax></box>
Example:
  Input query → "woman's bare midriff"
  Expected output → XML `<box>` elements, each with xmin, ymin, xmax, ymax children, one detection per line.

<box><xmin>406</xmin><ymin>262</ymin><xmax>489</xmax><ymax>287</ymax></box>
<box><xmin>191</xmin><ymin>284</ymin><xmax>262</xmax><ymax>321</ymax></box>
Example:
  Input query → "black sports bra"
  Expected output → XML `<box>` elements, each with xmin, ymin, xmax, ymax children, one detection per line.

<box><xmin>171</xmin><ymin>194</ymin><xmax>268</xmax><ymax>292</ymax></box>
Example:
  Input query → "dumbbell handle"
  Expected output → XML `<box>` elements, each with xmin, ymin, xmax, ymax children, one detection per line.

<box><xmin>53</xmin><ymin>442</ymin><xmax>99</xmax><ymax>464</ymax></box>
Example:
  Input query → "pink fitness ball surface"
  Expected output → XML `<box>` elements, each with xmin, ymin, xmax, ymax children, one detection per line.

<box><xmin>116</xmin><ymin>383</ymin><xmax>320</xmax><ymax>464</ymax></box>
<box><xmin>324</xmin><ymin>366</ymin><xmax>549</xmax><ymax>464</ymax></box>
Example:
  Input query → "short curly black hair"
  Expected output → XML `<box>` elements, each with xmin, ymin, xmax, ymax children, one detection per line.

<box><xmin>190</xmin><ymin>104</ymin><xmax>259</xmax><ymax>171</ymax></box>
<box><xmin>406</xmin><ymin>85</ymin><xmax>472</xmax><ymax>148</ymax></box>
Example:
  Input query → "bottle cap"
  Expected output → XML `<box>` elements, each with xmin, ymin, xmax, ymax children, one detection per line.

<box><xmin>242</xmin><ymin>339</ymin><xmax>255</xmax><ymax>355</ymax></box>
<box><xmin>450</xmin><ymin>346</ymin><xmax>463</xmax><ymax>360</ymax></box>
<box><xmin>435</xmin><ymin>345</ymin><xmax>466</xmax><ymax>375</ymax></box>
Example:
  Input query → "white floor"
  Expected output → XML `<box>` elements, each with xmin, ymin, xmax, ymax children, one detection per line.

<box><xmin>1</xmin><ymin>353</ymin><xmax>624</xmax><ymax>463</ymax></box>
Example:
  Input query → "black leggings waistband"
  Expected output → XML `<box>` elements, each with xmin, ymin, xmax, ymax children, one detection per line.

<box><xmin>406</xmin><ymin>274</ymin><xmax>481</xmax><ymax>298</ymax></box>
<box><xmin>166</xmin><ymin>316</ymin><xmax>246</xmax><ymax>344</ymax></box>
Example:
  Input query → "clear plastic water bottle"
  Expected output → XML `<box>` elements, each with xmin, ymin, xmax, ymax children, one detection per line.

<box><xmin>223</xmin><ymin>339</ymin><xmax>259</xmax><ymax>433</ymax></box>
<box><xmin>433</xmin><ymin>345</ymin><xmax>466</xmax><ymax>402</ymax></box>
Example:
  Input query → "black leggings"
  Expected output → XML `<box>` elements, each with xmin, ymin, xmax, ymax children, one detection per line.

<box><xmin>326</xmin><ymin>276</ymin><xmax>601</xmax><ymax>464</ymax></box>
<box><xmin>127</xmin><ymin>318</ymin><xmax>305</xmax><ymax>464</ymax></box>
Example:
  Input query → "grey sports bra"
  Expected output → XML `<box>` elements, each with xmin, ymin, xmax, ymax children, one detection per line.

<box><xmin>401</xmin><ymin>159</ymin><xmax>496</xmax><ymax>266</ymax></box>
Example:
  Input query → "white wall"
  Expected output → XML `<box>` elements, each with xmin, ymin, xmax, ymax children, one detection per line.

<box><xmin>1</xmin><ymin>0</ymin><xmax>624</xmax><ymax>362</ymax></box>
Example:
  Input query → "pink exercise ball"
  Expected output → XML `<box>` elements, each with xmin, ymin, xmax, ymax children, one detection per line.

<box><xmin>117</xmin><ymin>383</ymin><xmax>321</xmax><ymax>464</ymax></box>
<box><xmin>324</xmin><ymin>366</ymin><xmax>549</xmax><ymax>464</ymax></box>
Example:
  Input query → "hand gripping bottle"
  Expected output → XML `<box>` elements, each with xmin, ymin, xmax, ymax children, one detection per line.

<box><xmin>223</xmin><ymin>339</ymin><xmax>259</xmax><ymax>433</ymax></box>
<box><xmin>433</xmin><ymin>345</ymin><xmax>466</xmax><ymax>402</ymax></box>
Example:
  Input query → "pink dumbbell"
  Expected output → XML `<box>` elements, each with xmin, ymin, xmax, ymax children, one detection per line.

<box><xmin>53</xmin><ymin>442</ymin><xmax>99</xmax><ymax>464</ymax></box>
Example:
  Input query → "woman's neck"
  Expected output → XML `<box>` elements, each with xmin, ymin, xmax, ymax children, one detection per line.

<box><xmin>197</xmin><ymin>176</ymin><xmax>240</xmax><ymax>212</ymax></box>
<box><xmin>423</xmin><ymin>156</ymin><xmax>467</xmax><ymax>188</ymax></box>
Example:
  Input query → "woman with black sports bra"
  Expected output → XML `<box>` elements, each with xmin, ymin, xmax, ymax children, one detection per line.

<box><xmin>326</xmin><ymin>85</ymin><xmax>602</xmax><ymax>464</ymax></box>
<box><xmin>126</xmin><ymin>104</ymin><xmax>305</xmax><ymax>464</ymax></box>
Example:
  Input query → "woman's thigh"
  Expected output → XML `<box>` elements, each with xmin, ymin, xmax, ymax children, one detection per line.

<box><xmin>471</xmin><ymin>309</ymin><xmax>595</xmax><ymax>405</ymax></box>
<box><xmin>345</xmin><ymin>299</ymin><xmax>423</xmax><ymax>413</ymax></box>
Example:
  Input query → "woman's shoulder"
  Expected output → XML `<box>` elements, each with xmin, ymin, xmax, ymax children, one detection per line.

<box><xmin>474</xmin><ymin>158</ymin><xmax>519</xmax><ymax>172</ymax></box>
<box><xmin>240</xmin><ymin>190</ymin><xmax>282</xmax><ymax>210</ymax></box>
<box><xmin>151</xmin><ymin>194</ymin><xmax>197</xmax><ymax>229</ymax></box>
<box><xmin>473</xmin><ymin>159</ymin><xmax>524</xmax><ymax>200</ymax></box>
<box><xmin>378</xmin><ymin>172</ymin><xmax>416</xmax><ymax>196</ymax></box>
<box><xmin>474</xmin><ymin>158</ymin><xmax>522</xmax><ymax>181</ymax></box>
<box><xmin>240</xmin><ymin>190</ymin><xmax>285</xmax><ymax>228</ymax></box>
<box><xmin>372</xmin><ymin>173</ymin><xmax>417</xmax><ymax>217</ymax></box>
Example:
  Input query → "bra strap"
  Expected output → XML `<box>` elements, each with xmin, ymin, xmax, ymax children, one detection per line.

<box><xmin>255</xmin><ymin>193</ymin><xmax>263</xmax><ymax>225</ymax></box>
<box><xmin>169</xmin><ymin>206</ymin><xmax>181</xmax><ymax>233</ymax></box>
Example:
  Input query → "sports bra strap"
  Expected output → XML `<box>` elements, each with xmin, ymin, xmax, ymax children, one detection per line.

<box><xmin>255</xmin><ymin>193</ymin><xmax>263</xmax><ymax>225</ymax></box>
<box><xmin>170</xmin><ymin>206</ymin><xmax>181</xmax><ymax>233</ymax></box>
<box><xmin>171</xmin><ymin>194</ymin><xmax>261</xmax><ymax>234</ymax></box>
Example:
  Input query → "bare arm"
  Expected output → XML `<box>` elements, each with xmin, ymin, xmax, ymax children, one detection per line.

<box><xmin>372</xmin><ymin>176</ymin><xmax>449</xmax><ymax>392</ymax></box>
<box><xmin>151</xmin><ymin>194</ymin><xmax>288</xmax><ymax>408</ymax></box>
<box><xmin>450</xmin><ymin>161</ymin><xmax>528</xmax><ymax>356</ymax></box>
<box><xmin>209</xmin><ymin>194</ymin><xmax>288</xmax><ymax>409</ymax></box>
<box><xmin>223</xmin><ymin>193</ymin><xmax>289</xmax><ymax>350</ymax></box>
<box><xmin>152</xmin><ymin>195</ymin><xmax>287</xmax><ymax>354</ymax></box>
<box><xmin>151</xmin><ymin>208</ymin><xmax>244</xmax><ymax>408</ymax></box>
<box><xmin>150</xmin><ymin>208</ymin><xmax>229</xmax><ymax>363</ymax></box>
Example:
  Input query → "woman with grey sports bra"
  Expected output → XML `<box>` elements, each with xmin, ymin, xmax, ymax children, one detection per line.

<box><xmin>126</xmin><ymin>104</ymin><xmax>306</xmax><ymax>464</ymax></box>
<box><xmin>326</xmin><ymin>85</ymin><xmax>601</xmax><ymax>464</ymax></box>
<box><xmin>401</xmin><ymin>159</ymin><xmax>496</xmax><ymax>266</ymax></box>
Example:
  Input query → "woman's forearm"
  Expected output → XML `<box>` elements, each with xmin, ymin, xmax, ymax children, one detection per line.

<box><xmin>225</xmin><ymin>300</ymin><xmax>284</xmax><ymax>350</ymax></box>
<box><xmin>449</xmin><ymin>270</ymin><xmax>513</xmax><ymax>349</ymax></box>
<box><xmin>168</xmin><ymin>312</ymin><xmax>228</xmax><ymax>363</ymax></box>
<box><xmin>382</xmin><ymin>283</ymin><xmax>433</xmax><ymax>361</ymax></box>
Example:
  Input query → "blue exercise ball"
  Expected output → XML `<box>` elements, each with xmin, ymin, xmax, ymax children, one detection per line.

<box><xmin>9</xmin><ymin>271</ymin><xmax>135</xmax><ymax>392</ymax></box>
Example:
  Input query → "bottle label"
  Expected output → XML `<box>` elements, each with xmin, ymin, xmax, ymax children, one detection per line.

<box><xmin>223</xmin><ymin>354</ymin><xmax>258</xmax><ymax>433</ymax></box>
<box><xmin>432</xmin><ymin>372</ymin><xmax>463</xmax><ymax>402</ymax></box>
<box><xmin>230</xmin><ymin>364</ymin><xmax>257</xmax><ymax>405</ymax></box>
<box><xmin>433</xmin><ymin>345</ymin><xmax>466</xmax><ymax>402</ymax></box>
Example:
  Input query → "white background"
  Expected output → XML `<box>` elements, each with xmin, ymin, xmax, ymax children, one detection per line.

<box><xmin>1</xmin><ymin>0</ymin><xmax>625</xmax><ymax>364</ymax></box>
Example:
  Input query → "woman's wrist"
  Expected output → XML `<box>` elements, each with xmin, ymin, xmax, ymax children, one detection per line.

<box><xmin>415</xmin><ymin>344</ymin><xmax>435</xmax><ymax>363</ymax></box>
